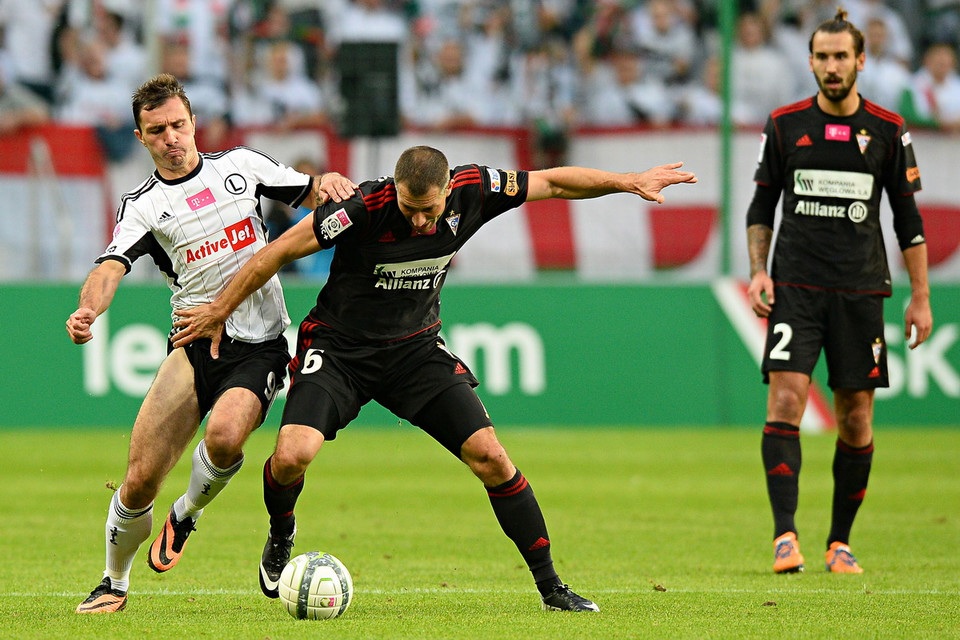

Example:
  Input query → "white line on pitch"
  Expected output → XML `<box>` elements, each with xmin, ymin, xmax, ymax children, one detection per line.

<box><xmin>5</xmin><ymin>587</ymin><xmax>959</xmax><ymax>597</ymax></box>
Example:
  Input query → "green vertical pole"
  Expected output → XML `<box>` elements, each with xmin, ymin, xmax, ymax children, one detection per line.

<box><xmin>717</xmin><ymin>0</ymin><xmax>738</xmax><ymax>425</ymax></box>
<box><xmin>719</xmin><ymin>0</ymin><xmax>736</xmax><ymax>277</ymax></box>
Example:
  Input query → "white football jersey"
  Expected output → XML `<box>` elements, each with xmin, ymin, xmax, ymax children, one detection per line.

<box><xmin>98</xmin><ymin>146</ymin><xmax>312</xmax><ymax>342</ymax></box>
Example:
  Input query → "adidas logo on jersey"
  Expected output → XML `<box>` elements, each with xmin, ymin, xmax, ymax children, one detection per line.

<box><xmin>158</xmin><ymin>211</ymin><xmax>173</xmax><ymax>222</ymax></box>
<box><xmin>795</xmin><ymin>134</ymin><xmax>813</xmax><ymax>146</ymax></box>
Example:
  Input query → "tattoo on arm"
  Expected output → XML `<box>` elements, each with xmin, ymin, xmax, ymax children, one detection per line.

<box><xmin>311</xmin><ymin>174</ymin><xmax>325</xmax><ymax>207</ymax></box>
<box><xmin>747</xmin><ymin>224</ymin><xmax>773</xmax><ymax>277</ymax></box>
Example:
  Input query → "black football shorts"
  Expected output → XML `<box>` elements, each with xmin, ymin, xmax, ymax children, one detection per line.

<box><xmin>761</xmin><ymin>284</ymin><xmax>888</xmax><ymax>390</ymax></box>
<box><xmin>281</xmin><ymin>320</ymin><xmax>483</xmax><ymax>446</ymax></box>
<box><xmin>176</xmin><ymin>334</ymin><xmax>289</xmax><ymax>420</ymax></box>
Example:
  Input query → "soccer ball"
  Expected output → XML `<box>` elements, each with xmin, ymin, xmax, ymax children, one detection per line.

<box><xmin>278</xmin><ymin>551</ymin><xmax>354</xmax><ymax>620</ymax></box>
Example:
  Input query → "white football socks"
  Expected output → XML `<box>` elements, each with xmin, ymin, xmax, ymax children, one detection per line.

<box><xmin>173</xmin><ymin>439</ymin><xmax>243</xmax><ymax>523</ymax></box>
<box><xmin>103</xmin><ymin>489</ymin><xmax>153</xmax><ymax>593</ymax></box>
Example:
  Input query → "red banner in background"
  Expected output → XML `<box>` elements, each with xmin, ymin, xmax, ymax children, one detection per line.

<box><xmin>918</xmin><ymin>205</ymin><xmax>960</xmax><ymax>267</ymax></box>
<box><xmin>649</xmin><ymin>205</ymin><xmax>718</xmax><ymax>269</ymax></box>
<box><xmin>2</xmin><ymin>125</ymin><xmax>958</xmax><ymax>282</ymax></box>
<box><xmin>0</xmin><ymin>125</ymin><xmax>105</xmax><ymax>176</ymax></box>
<box><xmin>0</xmin><ymin>125</ymin><xmax>112</xmax><ymax>280</ymax></box>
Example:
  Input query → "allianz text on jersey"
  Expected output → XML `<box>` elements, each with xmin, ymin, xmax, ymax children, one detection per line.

<box><xmin>373</xmin><ymin>254</ymin><xmax>455</xmax><ymax>291</ymax></box>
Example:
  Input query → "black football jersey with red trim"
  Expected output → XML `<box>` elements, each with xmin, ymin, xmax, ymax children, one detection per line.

<box><xmin>308</xmin><ymin>164</ymin><xmax>528</xmax><ymax>341</ymax></box>
<box><xmin>753</xmin><ymin>96</ymin><xmax>922</xmax><ymax>294</ymax></box>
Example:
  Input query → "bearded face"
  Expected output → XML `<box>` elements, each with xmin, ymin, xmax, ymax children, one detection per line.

<box><xmin>814</xmin><ymin>59</ymin><xmax>859</xmax><ymax>103</ymax></box>
<box><xmin>809</xmin><ymin>31</ymin><xmax>865</xmax><ymax>105</ymax></box>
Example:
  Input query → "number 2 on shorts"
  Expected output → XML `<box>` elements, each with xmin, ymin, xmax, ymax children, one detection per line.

<box><xmin>770</xmin><ymin>322</ymin><xmax>792</xmax><ymax>361</ymax></box>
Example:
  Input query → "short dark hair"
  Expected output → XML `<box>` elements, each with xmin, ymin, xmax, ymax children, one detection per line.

<box><xmin>394</xmin><ymin>146</ymin><xmax>449</xmax><ymax>196</ymax></box>
<box><xmin>809</xmin><ymin>7</ymin><xmax>865</xmax><ymax>56</ymax></box>
<box><xmin>131</xmin><ymin>73</ymin><xmax>193</xmax><ymax>131</ymax></box>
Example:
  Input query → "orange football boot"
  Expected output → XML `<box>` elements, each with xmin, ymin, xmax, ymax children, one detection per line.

<box><xmin>148</xmin><ymin>507</ymin><xmax>196</xmax><ymax>572</ymax></box>
<box><xmin>773</xmin><ymin>532</ymin><xmax>805</xmax><ymax>573</ymax></box>
<box><xmin>76</xmin><ymin>577</ymin><xmax>127</xmax><ymax>613</ymax></box>
<box><xmin>825</xmin><ymin>542</ymin><xmax>863</xmax><ymax>573</ymax></box>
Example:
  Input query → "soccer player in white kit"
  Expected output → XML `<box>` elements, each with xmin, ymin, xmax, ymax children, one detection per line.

<box><xmin>66</xmin><ymin>74</ymin><xmax>356</xmax><ymax>613</ymax></box>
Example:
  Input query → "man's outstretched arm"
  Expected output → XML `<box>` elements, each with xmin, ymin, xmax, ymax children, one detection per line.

<box><xmin>171</xmin><ymin>214</ymin><xmax>321</xmax><ymax>356</ymax></box>
<box><xmin>525</xmin><ymin>162</ymin><xmax>697</xmax><ymax>203</ymax></box>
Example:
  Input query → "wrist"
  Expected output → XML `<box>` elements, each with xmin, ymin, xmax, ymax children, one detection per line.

<box><xmin>209</xmin><ymin>299</ymin><xmax>232</xmax><ymax>322</ymax></box>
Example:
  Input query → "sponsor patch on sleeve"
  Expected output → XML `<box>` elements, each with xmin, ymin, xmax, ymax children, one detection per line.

<box><xmin>320</xmin><ymin>208</ymin><xmax>353</xmax><ymax>241</ymax></box>
<box><xmin>505</xmin><ymin>171</ymin><xmax>518</xmax><ymax>196</ymax></box>
<box><xmin>901</xmin><ymin>131</ymin><xmax>912</xmax><ymax>147</ymax></box>
<box><xmin>487</xmin><ymin>167</ymin><xmax>501</xmax><ymax>192</ymax></box>
<box><xmin>906</xmin><ymin>166</ymin><xmax>921</xmax><ymax>182</ymax></box>
<box><xmin>757</xmin><ymin>133</ymin><xmax>767</xmax><ymax>164</ymax></box>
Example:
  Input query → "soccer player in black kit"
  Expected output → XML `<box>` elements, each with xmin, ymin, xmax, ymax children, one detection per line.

<box><xmin>745</xmin><ymin>10</ymin><xmax>933</xmax><ymax>574</ymax></box>
<box><xmin>172</xmin><ymin>145</ymin><xmax>697</xmax><ymax>611</ymax></box>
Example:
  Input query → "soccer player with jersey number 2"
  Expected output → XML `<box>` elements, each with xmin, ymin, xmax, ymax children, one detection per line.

<box><xmin>745</xmin><ymin>9</ymin><xmax>933</xmax><ymax>576</ymax></box>
<box><xmin>67</xmin><ymin>74</ymin><xmax>357</xmax><ymax>613</ymax></box>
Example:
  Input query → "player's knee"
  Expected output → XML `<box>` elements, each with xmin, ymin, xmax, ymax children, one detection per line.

<box><xmin>203</xmin><ymin>426</ymin><xmax>247</xmax><ymax>467</ymax></box>
<box><xmin>462</xmin><ymin>438</ymin><xmax>513</xmax><ymax>485</ymax></box>
<box><xmin>838</xmin><ymin>406</ymin><xmax>873</xmax><ymax>437</ymax></box>
<box><xmin>272</xmin><ymin>437</ymin><xmax>321</xmax><ymax>481</ymax></box>
<box><xmin>768</xmin><ymin>386</ymin><xmax>806</xmax><ymax>422</ymax></box>
<box><xmin>120</xmin><ymin>470</ymin><xmax>161</xmax><ymax>508</ymax></box>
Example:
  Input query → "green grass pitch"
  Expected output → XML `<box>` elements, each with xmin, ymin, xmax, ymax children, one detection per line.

<box><xmin>1</xmin><ymin>426</ymin><xmax>958</xmax><ymax>639</ymax></box>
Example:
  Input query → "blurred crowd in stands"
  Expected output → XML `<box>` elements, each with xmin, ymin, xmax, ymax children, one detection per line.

<box><xmin>1</xmin><ymin>0</ymin><xmax>959</xmax><ymax>164</ymax></box>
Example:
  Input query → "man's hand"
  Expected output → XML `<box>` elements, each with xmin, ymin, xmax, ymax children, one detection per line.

<box><xmin>747</xmin><ymin>271</ymin><xmax>775</xmax><ymax>318</ymax></box>
<box><xmin>66</xmin><ymin>308</ymin><xmax>98</xmax><ymax>344</ymax></box>
<box><xmin>904</xmin><ymin>295</ymin><xmax>933</xmax><ymax>349</ymax></box>
<box><xmin>315</xmin><ymin>172</ymin><xmax>358</xmax><ymax>205</ymax></box>
<box><xmin>633</xmin><ymin>162</ymin><xmax>698</xmax><ymax>204</ymax></box>
<box><xmin>172</xmin><ymin>304</ymin><xmax>226</xmax><ymax>358</ymax></box>
<box><xmin>66</xmin><ymin>261</ymin><xmax>125</xmax><ymax>345</ymax></box>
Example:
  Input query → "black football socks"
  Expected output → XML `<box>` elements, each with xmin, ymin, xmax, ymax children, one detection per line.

<box><xmin>762</xmin><ymin>422</ymin><xmax>802</xmax><ymax>538</ymax></box>
<box><xmin>827</xmin><ymin>439</ymin><xmax>873</xmax><ymax>547</ymax></box>
<box><xmin>486</xmin><ymin>468</ymin><xmax>560</xmax><ymax>595</ymax></box>
<box><xmin>262</xmin><ymin>456</ymin><xmax>303</xmax><ymax>536</ymax></box>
